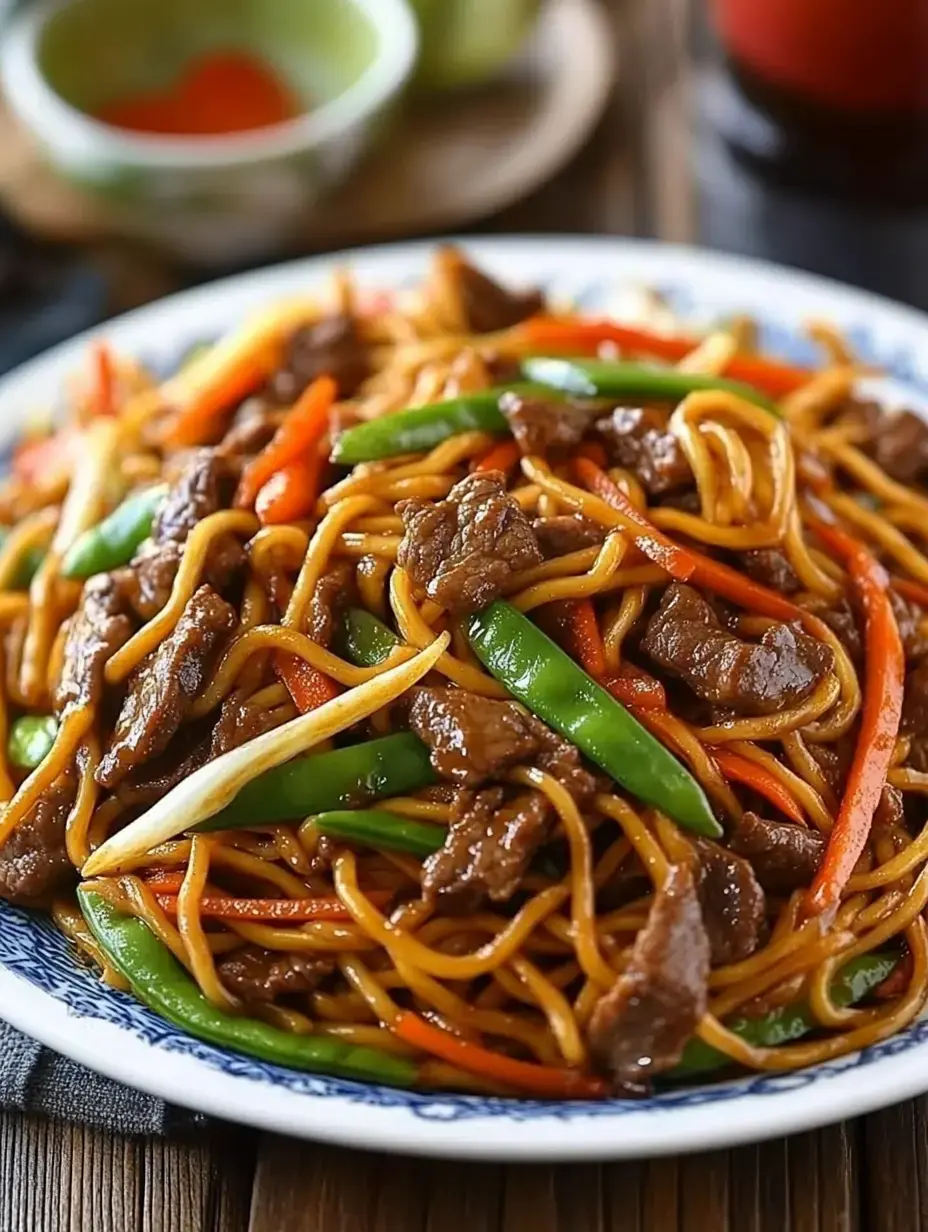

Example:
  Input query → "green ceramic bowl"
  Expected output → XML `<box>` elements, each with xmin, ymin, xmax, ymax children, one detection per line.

<box><xmin>0</xmin><ymin>0</ymin><xmax>418</xmax><ymax>263</ymax></box>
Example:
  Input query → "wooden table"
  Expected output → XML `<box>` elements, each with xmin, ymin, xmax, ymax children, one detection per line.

<box><xmin>3</xmin><ymin>2</ymin><xmax>926</xmax><ymax>1228</ymax></box>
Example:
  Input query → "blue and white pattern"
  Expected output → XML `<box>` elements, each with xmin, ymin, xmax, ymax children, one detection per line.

<box><xmin>1</xmin><ymin>239</ymin><xmax>928</xmax><ymax>1153</ymax></box>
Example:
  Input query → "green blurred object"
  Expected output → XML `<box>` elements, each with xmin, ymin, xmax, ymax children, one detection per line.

<box><xmin>409</xmin><ymin>0</ymin><xmax>542</xmax><ymax>89</ymax></box>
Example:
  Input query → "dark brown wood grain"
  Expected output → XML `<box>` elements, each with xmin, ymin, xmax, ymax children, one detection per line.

<box><xmin>3</xmin><ymin>1</ymin><xmax>927</xmax><ymax>1229</ymax></box>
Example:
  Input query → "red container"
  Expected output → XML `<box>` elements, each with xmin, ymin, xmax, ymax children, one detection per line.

<box><xmin>712</xmin><ymin>0</ymin><xmax>927</xmax><ymax>116</ymax></box>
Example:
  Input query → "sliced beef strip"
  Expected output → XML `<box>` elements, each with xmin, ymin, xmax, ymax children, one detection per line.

<box><xmin>397</xmin><ymin>471</ymin><xmax>542</xmax><ymax>615</ymax></box>
<box><xmin>498</xmin><ymin>391</ymin><xmax>598</xmax><ymax>456</ymax></box>
<box><xmin>641</xmin><ymin>582</ymin><xmax>835</xmax><ymax>717</ymax></box>
<box><xmin>408</xmin><ymin>686</ymin><xmax>595</xmax><ymax>803</ymax></box>
<box><xmin>266</xmin><ymin>314</ymin><xmax>370</xmax><ymax>402</ymax></box>
<box><xmin>218</xmin><ymin>397</ymin><xmax>286</xmax><ymax>459</ymax></box>
<box><xmin>691</xmin><ymin>837</ymin><xmax>765</xmax><ymax>966</ymax></box>
<box><xmin>802</xmin><ymin>594</ymin><xmax>862</xmax><ymax>663</ymax></box>
<box><xmin>209</xmin><ymin>688</ymin><xmax>289</xmax><ymax>758</ymax></box>
<box><xmin>889</xmin><ymin>589</ymin><xmax>928</xmax><ymax>661</ymax></box>
<box><xmin>0</xmin><ymin>773</ymin><xmax>76</xmax><ymax>905</ymax></box>
<box><xmin>152</xmin><ymin>448</ymin><xmax>237</xmax><ymax>547</ymax></box>
<box><xmin>903</xmin><ymin>659</ymin><xmax>928</xmax><ymax>735</ymax></box>
<box><xmin>113</xmin><ymin>738</ymin><xmax>212</xmax><ymax>811</ymax></box>
<box><xmin>737</xmin><ymin>548</ymin><xmax>800</xmax><ymax>595</ymax></box>
<box><xmin>728</xmin><ymin>812</ymin><xmax>825</xmax><ymax>894</ymax></box>
<box><xmin>587</xmin><ymin>864</ymin><xmax>710</xmax><ymax>1091</ymax></box>
<box><xmin>866</xmin><ymin>408</ymin><xmax>928</xmax><ymax>486</ymax></box>
<box><xmin>307</xmin><ymin>562</ymin><xmax>357</xmax><ymax>649</ymax></box>
<box><xmin>55</xmin><ymin>574</ymin><xmax>134</xmax><ymax>714</ymax></box>
<box><xmin>595</xmin><ymin>406</ymin><xmax>692</xmax><ymax>495</ymax></box>
<box><xmin>532</xmin><ymin>515</ymin><xmax>606</xmax><ymax>559</ymax></box>
<box><xmin>116</xmin><ymin>543</ymin><xmax>183</xmax><ymax>622</ymax></box>
<box><xmin>421</xmin><ymin>786</ymin><xmax>550</xmax><ymax>913</ymax></box>
<box><xmin>874</xmin><ymin>782</ymin><xmax>905</xmax><ymax>829</ymax></box>
<box><xmin>443</xmin><ymin>250</ymin><xmax>544</xmax><ymax>334</ymax></box>
<box><xmin>124</xmin><ymin>449</ymin><xmax>244</xmax><ymax>620</ymax></box>
<box><xmin>96</xmin><ymin>585</ymin><xmax>236</xmax><ymax>789</ymax></box>
<box><xmin>217</xmin><ymin>946</ymin><xmax>334</xmax><ymax>1005</ymax></box>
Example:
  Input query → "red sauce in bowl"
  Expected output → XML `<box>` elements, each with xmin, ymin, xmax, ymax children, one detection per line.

<box><xmin>95</xmin><ymin>51</ymin><xmax>301</xmax><ymax>136</ymax></box>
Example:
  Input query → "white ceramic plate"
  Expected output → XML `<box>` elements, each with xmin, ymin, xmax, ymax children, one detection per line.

<box><xmin>2</xmin><ymin>237</ymin><xmax>928</xmax><ymax>1161</ymax></box>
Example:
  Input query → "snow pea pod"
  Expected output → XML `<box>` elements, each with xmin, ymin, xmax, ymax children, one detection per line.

<box><xmin>61</xmin><ymin>483</ymin><xmax>167</xmax><ymax>580</ymax></box>
<box><xmin>672</xmin><ymin>951</ymin><xmax>899</xmax><ymax>1077</ymax></box>
<box><xmin>314</xmin><ymin>808</ymin><xmax>445</xmax><ymax>858</ymax></box>
<box><xmin>197</xmin><ymin>733</ymin><xmax>438</xmax><ymax>831</ymax></box>
<box><xmin>7</xmin><ymin>714</ymin><xmax>57</xmax><ymax>770</ymax></box>
<box><xmin>521</xmin><ymin>357</ymin><xmax>779</xmax><ymax>414</ymax></box>
<box><xmin>78</xmin><ymin>890</ymin><xmax>416</xmax><ymax>1087</ymax></box>
<box><xmin>464</xmin><ymin>600</ymin><xmax>720</xmax><ymax>837</ymax></box>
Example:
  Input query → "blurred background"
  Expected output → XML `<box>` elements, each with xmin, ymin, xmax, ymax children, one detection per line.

<box><xmin>0</xmin><ymin>0</ymin><xmax>924</xmax><ymax>374</ymax></box>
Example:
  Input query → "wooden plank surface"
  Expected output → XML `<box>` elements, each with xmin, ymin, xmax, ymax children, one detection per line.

<box><xmin>3</xmin><ymin>1</ymin><xmax>927</xmax><ymax>1230</ymax></box>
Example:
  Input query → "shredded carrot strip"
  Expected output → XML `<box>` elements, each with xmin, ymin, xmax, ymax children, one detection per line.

<box><xmin>513</xmin><ymin>316</ymin><xmax>812</xmax><ymax>397</ymax></box>
<box><xmin>274</xmin><ymin>651</ymin><xmax>341</xmax><ymax>713</ymax></box>
<box><xmin>602</xmin><ymin>663</ymin><xmax>667</xmax><ymax>710</ymax></box>
<box><xmin>165</xmin><ymin>352</ymin><xmax>269</xmax><ymax>447</ymax></box>
<box><xmin>393</xmin><ymin>1011</ymin><xmax>608</xmax><ymax>1099</ymax></box>
<box><xmin>709</xmin><ymin>747</ymin><xmax>805</xmax><ymax>824</ymax></box>
<box><xmin>805</xmin><ymin>519</ymin><xmax>904</xmax><ymax>918</ymax></box>
<box><xmin>564</xmin><ymin>598</ymin><xmax>606</xmax><ymax>678</ymax></box>
<box><xmin>92</xmin><ymin>342</ymin><xmax>116</xmax><ymax>416</ymax></box>
<box><xmin>256</xmin><ymin>452</ymin><xmax>325</xmax><ymax>525</ymax></box>
<box><xmin>892</xmin><ymin>577</ymin><xmax>928</xmax><ymax>610</ymax></box>
<box><xmin>156</xmin><ymin>891</ymin><xmax>390</xmax><ymax>922</ymax></box>
<box><xmin>237</xmin><ymin>375</ymin><xmax>336</xmax><ymax>508</ymax></box>
<box><xmin>472</xmin><ymin>440</ymin><xmax>521</xmax><ymax>474</ymax></box>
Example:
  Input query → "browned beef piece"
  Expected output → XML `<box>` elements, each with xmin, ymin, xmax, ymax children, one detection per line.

<box><xmin>641</xmin><ymin>583</ymin><xmax>835</xmax><ymax>716</ymax></box>
<box><xmin>117</xmin><ymin>543</ymin><xmax>183</xmax><ymax>622</ymax></box>
<box><xmin>96</xmin><ymin>586</ymin><xmax>236</xmax><ymax>789</ymax></box>
<box><xmin>875</xmin><ymin>783</ymin><xmax>905</xmax><ymax>828</ymax></box>
<box><xmin>691</xmin><ymin>837</ymin><xmax>765</xmax><ymax>965</ymax></box>
<box><xmin>421</xmin><ymin>787</ymin><xmax>550</xmax><ymax>912</ymax></box>
<box><xmin>595</xmin><ymin>406</ymin><xmax>692</xmax><ymax>495</ymax></box>
<box><xmin>0</xmin><ymin>774</ymin><xmax>76</xmax><ymax>905</ymax></box>
<box><xmin>152</xmin><ymin>449</ymin><xmax>236</xmax><ymax>547</ymax></box>
<box><xmin>532</xmin><ymin>515</ymin><xmax>605</xmax><ymax>559</ymax></box>
<box><xmin>123</xmin><ymin>449</ymin><xmax>244</xmax><ymax>620</ymax></box>
<box><xmin>903</xmin><ymin>659</ymin><xmax>928</xmax><ymax>734</ymax></box>
<box><xmin>447</xmin><ymin>251</ymin><xmax>543</xmax><ymax>334</ymax></box>
<box><xmin>113</xmin><ymin>739</ymin><xmax>212</xmax><ymax>811</ymax></box>
<box><xmin>219</xmin><ymin>397</ymin><xmax>285</xmax><ymax>459</ymax></box>
<box><xmin>807</xmin><ymin>738</ymin><xmax>851</xmax><ymax>796</ymax></box>
<box><xmin>728</xmin><ymin>812</ymin><xmax>824</xmax><ymax>894</ymax></box>
<box><xmin>890</xmin><ymin>589</ymin><xmax>928</xmax><ymax>660</ymax></box>
<box><xmin>217</xmin><ymin>946</ymin><xmax>334</xmax><ymax>1004</ymax></box>
<box><xmin>307</xmin><ymin>562</ymin><xmax>356</xmax><ymax>648</ymax></box>
<box><xmin>738</xmin><ymin>548</ymin><xmax>800</xmax><ymax>594</ymax></box>
<box><xmin>802</xmin><ymin>594</ymin><xmax>862</xmax><ymax>663</ymax></box>
<box><xmin>397</xmin><ymin>471</ymin><xmax>542</xmax><ymax>615</ymax></box>
<box><xmin>209</xmin><ymin>688</ymin><xmax>288</xmax><ymax>758</ymax></box>
<box><xmin>55</xmin><ymin>575</ymin><xmax>134</xmax><ymax>714</ymax></box>
<box><xmin>408</xmin><ymin>686</ymin><xmax>595</xmax><ymax>802</ymax></box>
<box><xmin>867</xmin><ymin>409</ymin><xmax>928</xmax><ymax>485</ymax></box>
<box><xmin>587</xmin><ymin>864</ymin><xmax>709</xmax><ymax>1091</ymax></box>
<box><xmin>267</xmin><ymin>314</ymin><xmax>370</xmax><ymax>402</ymax></box>
<box><xmin>498</xmin><ymin>391</ymin><xmax>598</xmax><ymax>456</ymax></box>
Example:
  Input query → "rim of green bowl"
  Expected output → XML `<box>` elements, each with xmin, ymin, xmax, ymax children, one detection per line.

<box><xmin>0</xmin><ymin>0</ymin><xmax>419</xmax><ymax>167</ymax></box>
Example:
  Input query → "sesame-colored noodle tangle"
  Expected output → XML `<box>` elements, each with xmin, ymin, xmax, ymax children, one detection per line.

<box><xmin>8</xmin><ymin>248</ymin><xmax>928</xmax><ymax>1102</ymax></box>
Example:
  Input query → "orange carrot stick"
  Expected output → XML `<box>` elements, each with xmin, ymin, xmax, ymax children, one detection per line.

<box><xmin>237</xmin><ymin>375</ymin><xmax>336</xmax><ymax>508</ymax></box>
<box><xmin>708</xmin><ymin>747</ymin><xmax>805</xmax><ymax>825</ymax></box>
<box><xmin>274</xmin><ymin>652</ymin><xmax>341</xmax><ymax>713</ymax></box>
<box><xmin>472</xmin><ymin>440</ymin><xmax>521</xmax><ymax>474</ymax></box>
<box><xmin>393</xmin><ymin>1011</ymin><xmax>609</xmax><ymax>1099</ymax></box>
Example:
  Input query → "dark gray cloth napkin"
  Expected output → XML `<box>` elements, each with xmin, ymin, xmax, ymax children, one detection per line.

<box><xmin>0</xmin><ymin>1019</ymin><xmax>204</xmax><ymax>1134</ymax></box>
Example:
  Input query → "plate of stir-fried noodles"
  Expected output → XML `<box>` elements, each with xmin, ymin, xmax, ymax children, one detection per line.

<box><xmin>2</xmin><ymin>237</ymin><xmax>928</xmax><ymax>1159</ymax></box>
